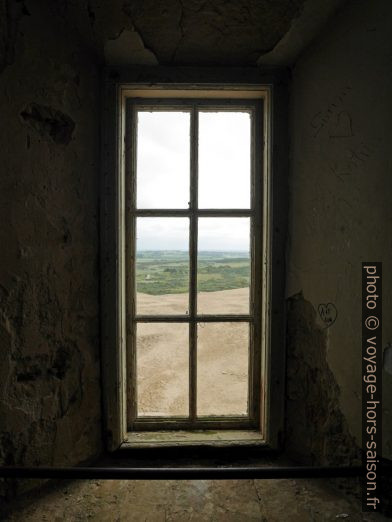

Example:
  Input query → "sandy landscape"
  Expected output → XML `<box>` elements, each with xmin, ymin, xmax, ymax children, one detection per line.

<box><xmin>136</xmin><ymin>287</ymin><xmax>249</xmax><ymax>418</ymax></box>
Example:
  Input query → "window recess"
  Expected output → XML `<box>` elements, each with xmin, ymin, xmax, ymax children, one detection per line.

<box><xmin>101</xmin><ymin>70</ymin><xmax>288</xmax><ymax>451</ymax></box>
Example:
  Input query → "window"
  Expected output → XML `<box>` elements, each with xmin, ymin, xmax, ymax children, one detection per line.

<box><xmin>127</xmin><ymin>100</ymin><xmax>262</xmax><ymax>432</ymax></box>
<box><xmin>102</xmin><ymin>69</ymin><xmax>287</xmax><ymax>450</ymax></box>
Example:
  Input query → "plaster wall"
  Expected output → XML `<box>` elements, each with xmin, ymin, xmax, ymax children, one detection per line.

<box><xmin>287</xmin><ymin>0</ymin><xmax>392</xmax><ymax>462</ymax></box>
<box><xmin>0</xmin><ymin>1</ymin><xmax>102</xmax><ymax>496</ymax></box>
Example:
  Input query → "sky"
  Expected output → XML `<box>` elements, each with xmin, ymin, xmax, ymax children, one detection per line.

<box><xmin>136</xmin><ymin>110</ymin><xmax>251</xmax><ymax>251</ymax></box>
<box><xmin>137</xmin><ymin>217</ymin><xmax>250</xmax><ymax>251</ymax></box>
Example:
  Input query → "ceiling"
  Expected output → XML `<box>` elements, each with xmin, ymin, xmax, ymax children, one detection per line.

<box><xmin>0</xmin><ymin>0</ymin><xmax>346</xmax><ymax>72</ymax></box>
<box><xmin>121</xmin><ymin>0</ymin><xmax>306</xmax><ymax>65</ymax></box>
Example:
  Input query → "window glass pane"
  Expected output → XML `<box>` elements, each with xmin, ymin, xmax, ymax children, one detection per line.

<box><xmin>197</xmin><ymin>322</ymin><xmax>249</xmax><ymax>416</ymax></box>
<box><xmin>136</xmin><ymin>111</ymin><xmax>190</xmax><ymax>209</ymax></box>
<box><xmin>136</xmin><ymin>218</ymin><xmax>189</xmax><ymax>315</ymax></box>
<box><xmin>197</xmin><ymin>218</ymin><xmax>250</xmax><ymax>314</ymax></box>
<box><xmin>137</xmin><ymin>323</ymin><xmax>188</xmax><ymax>417</ymax></box>
<box><xmin>198</xmin><ymin>111</ymin><xmax>251</xmax><ymax>209</ymax></box>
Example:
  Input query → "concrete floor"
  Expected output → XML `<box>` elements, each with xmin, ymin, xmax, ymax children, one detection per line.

<box><xmin>1</xmin><ymin>476</ymin><xmax>389</xmax><ymax>521</ymax></box>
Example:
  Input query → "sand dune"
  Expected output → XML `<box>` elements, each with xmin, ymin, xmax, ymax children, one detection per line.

<box><xmin>137</xmin><ymin>286</ymin><xmax>250</xmax><ymax>315</ymax></box>
<box><xmin>136</xmin><ymin>287</ymin><xmax>249</xmax><ymax>418</ymax></box>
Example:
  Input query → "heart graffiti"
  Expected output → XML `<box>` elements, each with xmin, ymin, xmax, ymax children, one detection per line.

<box><xmin>318</xmin><ymin>303</ymin><xmax>338</xmax><ymax>327</ymax></box>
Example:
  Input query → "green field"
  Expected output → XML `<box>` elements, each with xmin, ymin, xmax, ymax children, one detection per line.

<box><xmin>136</xmin><ymin>251</ymin><xmax>250</xmax><ymax>295</ymax></box>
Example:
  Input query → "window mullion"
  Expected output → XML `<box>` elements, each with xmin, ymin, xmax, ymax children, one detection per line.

<box><xmin>189</xmin><ymin>104</ymin><xmax>198</xmax><ymax>423</ymax></box>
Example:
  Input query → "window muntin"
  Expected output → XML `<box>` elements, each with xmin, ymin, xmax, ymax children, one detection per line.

<box><xmin>126</xmin><ymin>99</ymin><xmax>263</xmax><ymax>431</ymax></box>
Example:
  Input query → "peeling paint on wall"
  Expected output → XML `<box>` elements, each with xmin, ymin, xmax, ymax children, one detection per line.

<box><xmin>285</xmin><ymin>292</ymin><xmax>361</xmax><ymax>466</ymax></box>
<box><xmin>20</xmin><ymin>104</ymin><xmax>75</xmax><ymax>145</ymax></box>
<box><xmin>104</xmin><ymin>29</ymin><xmax>158</xmax><ymax>66</ymax></box>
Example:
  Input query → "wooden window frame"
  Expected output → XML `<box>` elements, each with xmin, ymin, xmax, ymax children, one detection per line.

<box><xmin>101</xmin><ymin>67</ymin><xmax>289</xmax><ymax>451</ymax></box>
<box><xmin>127</xmin><ymin>99</ymin><xmax>262</xmax><ymax>431</ymax></box>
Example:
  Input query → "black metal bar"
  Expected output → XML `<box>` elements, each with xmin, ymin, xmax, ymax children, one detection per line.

<box><xmin>1</xmin><ymin>465</ymin><xmax>388</xmax><ymax>480</ymax></box>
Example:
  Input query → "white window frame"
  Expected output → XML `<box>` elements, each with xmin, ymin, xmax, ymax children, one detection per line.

<box><xmin>101</xmin><ymin>68</ymin><xmax>288</xmax><ymax>451</ymax></box>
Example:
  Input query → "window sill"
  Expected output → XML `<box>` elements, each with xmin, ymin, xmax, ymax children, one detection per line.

<box><xmin>122</xmin><ymin>430</ymin><xmax>265</xmax><ymax>448</ymax></box>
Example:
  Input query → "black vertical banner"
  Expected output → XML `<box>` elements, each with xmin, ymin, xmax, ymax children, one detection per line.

<box><xmin>362</xmin><ymin>262</ymin><xmax>382</xmax><ymax>512</ymax></box>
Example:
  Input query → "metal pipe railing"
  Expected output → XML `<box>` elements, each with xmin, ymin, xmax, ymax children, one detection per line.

<box><xmin>1</xmin><ymin>465</ymin><xmax>388</xmax><ymax>480</ymax></box>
